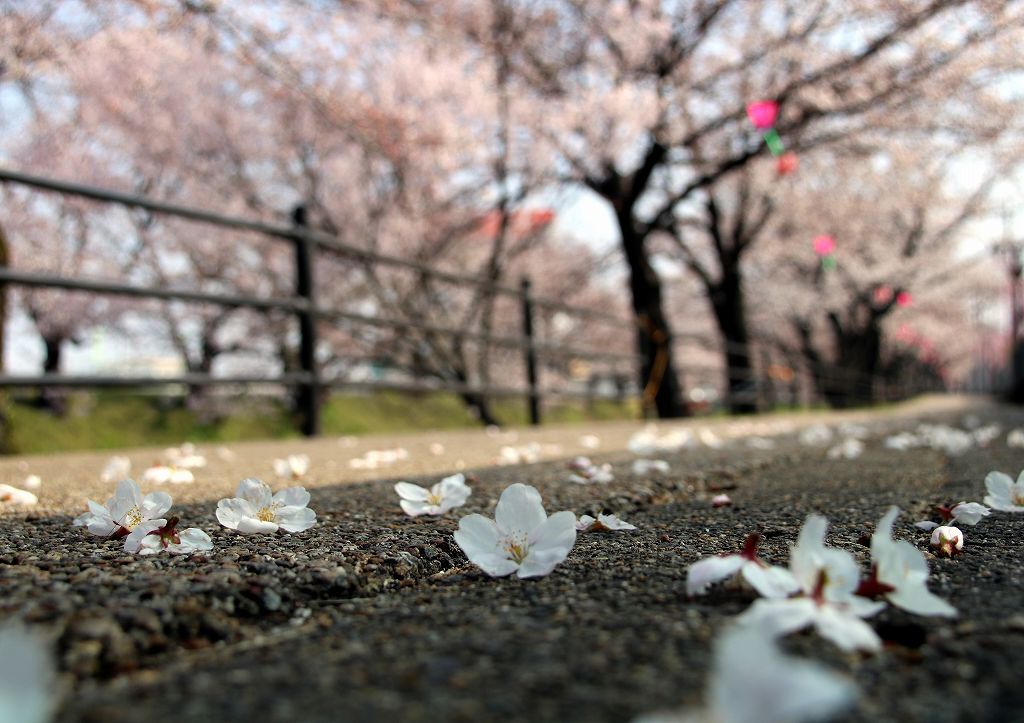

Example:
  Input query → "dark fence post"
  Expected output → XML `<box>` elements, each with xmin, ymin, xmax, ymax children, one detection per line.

<box><xmin>520</xmin><ymin>277</ymin><xmax>541</xmax><ymax>426</ymax></box>
<box><xmin>292</xmin><ymin>205</ymin><xmax>320</xmax><ymax>436</ymax></box>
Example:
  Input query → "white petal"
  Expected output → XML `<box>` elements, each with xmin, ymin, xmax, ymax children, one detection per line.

<box><xmin>737</xmin><ymin>598</ymin><xmax>817</xmax><ymax>637</ymax></box>
<box><xmin>870</xmin><ymin>506</ymin><xmax>900</xmax><ymax>561</ymax></box>
<box><xmin>710</xmin><ymin>626</ymin><xmax>858</xmax><ymax>723</ymax></box>
<box><xmin>143</xmin><ymin>466</ymin><xmax>171</xmax><ymax>485</ymax></box>
<box><xmin>172</xmin><ymin>528</ymin><xmax>213</xmax><ymax>554</ymax></box>
<box><xmin>0</xmin><ymin>625</ymin><xmax>57</xmax><ymax>723</ymax></box>
<box><xmin>596</xmin><ymin>513</ymin><xmax>636</xmax><ymax>531</ymax></box>
<box><xmin>819</xmin><ymin>547</ymin><xmax>862</xmax><ymax>601</ymax></box>
<box><xmin>951</xmin><ymin>502</ymin><xmax>990</xmax><ymax>526</ymax></box>
<box><xmin>438</xmin><ymin>473</ymin><xmax>468</xmax><ymax>495</ymax></box>
<box><xmin>216</xmin><ymin>498</ymin><xmax>257</xmax><ymax>530</ymax></box>
<box><xmin>813</xmin><ymin>605</ymin><xmax>882</xmax><ymax>652</ymax></box>
<box><xmin>236</xmin><ymin>478</ymin><xmax>273</xmax><ymax>507</ymax></box>
<box><xmin>686</xmin><ymin>555</ymin><xmax>744</xmax><ymax>596</ymax></box>
<box><xmin>983</xmin><ymin>495</ymin><xmax>1024</xmax><ymax>512</ymax></box>
<box><xmin>236</xmin><ymin>517</ymin><xmax>280</xmax><ymax>534</ymax></box>
<box><xmin>741</xmin><ymin>562</ymin><xmax>800</xmax><ymax>599</ymax></box>
<box><xmin>438</xmin><ymin>476</ymin><xmax>472</xmax><ymax>509</ymax></box>
<box><xmin>437</xmin><ymin>489</ymin><xmax>470</xmax><ymax>514</ymax></box>
<box><xmin>124</xmin><ymin>520</ymin><xmax>164</xmax><ymax>554</ymax></box>
<box><xmin>400</xmin><ymin>499</ymin><xmax>431</xmax><ymax>517</ymax></box>
<box><xmin>887</xmin><ymin>582</ymin><xmax>956</xmax><ymax>617</ymax></box>
<box><xmin>273</xmin><ymin>486</ymin><xmax>311</xmax><ymax>508</ymax></box>
<box><xmin>790</xmin><ymin>514</ymin><xmax>829</xmax><ymax>591</ymax></box>
<box><xmin>575</xmin><ymin>515</ymin><xmax>597</xmax><ymax>532</ymax></box>
<box><xmin>914</xmin><ymin>521</ymin><xmax>939</xmax><ymax>532</ymax></box>
<box><xmin>454</xmin><ymin>514</ymin><xmax>518</xmax><ymax>577</ymax></box>
<box><xmin>109</xmin><ymin>479</ymin><xmax>142</xmax><ymax>520</ymax></box>
<box><xmin>846</xmin><ymin>595</ymin><xmax>887</xmax><ymax>618</ymax></box>
<box><xmin>494</xmin><ymin>483</ymin><xmax>546</xmax><ymax>534</ymax></box>
<box><xmin>518</xmin><ymin>510</ymin><xmax>576</xmax><ymax>578</ymax></box>
<box><xmin>394</xmin><ymin>482</ymin><xmax>430</xmax><ymax>502</ymax></box>
<box><xmin>0</xmin><ymin>483</ymin><xmax>37</xmax><ymax>507</ymax></box>
<box><xmin>141</xmin><ymin>492</ymin><xmax>173</xmax><ymax>520</ymax></box>
<box><xmin>984</xmin><ymin>471</ymin><xmax>1014</xmax><ymax>504</ymax></box>
<box><xmin>275</xmin><ymin>505</ymin><xmax>317</xmax><ymax>532</ymax></box>
<box><xmin>169</xmin><ymin>469</ymin><xmax>194</xmax><ymax>484</ymax></box>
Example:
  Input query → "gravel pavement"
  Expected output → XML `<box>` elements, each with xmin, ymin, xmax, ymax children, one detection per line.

<box><xmin>2</xmin><ymin>394</ymin><xmax>1023</xmax><ymax>723</ymax></box>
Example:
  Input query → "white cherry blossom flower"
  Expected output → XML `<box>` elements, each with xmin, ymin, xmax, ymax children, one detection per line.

<box><xmin>349</xmin><ymin>447</ymin><xmax>409</xmax><ymax>469</ymax></box>
<box><xmin>124</xmin><ymin>517</ymin><xmax>213</xmax><ymax>556</ymax></box>
<box><xmin>859</xmin><ymin>506</ymin><xmax>956</xmax><ymax>617</ymax></box>
<box><xmin>567</xmin><ymin>456</ymin><xmax>614</xmax><ymax>484</ymax></box>
<box><xmin>101</xmin><ymin>456</ymin><xmax>132</xmax><ymax>483</ymax></box>
<box><xmin>930</xmin><ymin>525</ymin><xmax>964</xmax><ymax>557</ymax></box>
<box><xmin>143</xmin><ymin>464</ymin><xmax>195</xmax><ymax>485</ymax></box>
<box><xmin>916</xmin><ymin>424</ymin><xmax>973</xmax><ymax>455</ymax></box>
<box><xmin>738</xmin><ymin>515</ymin><xmax>885</xmax><ymax>652</ymax></box>
<box><xmin>0</xmin><ymin>484</ymin><xmax>38</xmax><ymax>506</ymax></box>
<box><xmin>632</xmin><ymin>625</ymin><xmax>857</xmax><ymax>723</ymax></box>
<box><xmin>395</xmin><ymin>473</ymin><xmax>471</xmax><ymax>517</ymax></box>
<box><xmin>429</xmin><ymin>443</ymin><xmax>446</xmax><ymax>455</ymax></box>
<box><xmin>827</xmin><ymin>438</ymin><xmax>864</xmax><ymax>460</ymax></box>
<box><xmin>579</xmin><ymin>434</ymin><xmax>600</xmax><ymax>449</ymax></box>
<box><xmin>273</xmin><ymin>454</ymin><xmax>311</xmax><ymax>480</ymax></box>
<box><xmin>972</xmin><ymin>424</ymin><xmax>1001</xmax><ymax>447</ymax></box>
<box><xmin>711</xmin><ymin>493</ymin><xmax>732</xmax><ymax>508</ymax></box>
<box><xmin>838</xmin><ymin>422</ymin><xmax>870</xmax><ymax>439</ymax></box>
<box><xmin>576</xmin><ymin>513</ymin><xmax>636</xmax><ymax>533</ymax></box>
<box><xmin>0</xmin><ymin>624</ymin><xmax>58</xmax><ymax>723</ymax></box>
<box><xmin>885</xmin><ymin>433</ymin><xmax>919</xmax><ymax>451</ymax></box>
<box><xmin>164</xmin><ymin>442</ymin><xmax>206</xmax><ymax>469</ymax></box>
<box><xmin>914</xmin><ymin>501</ymin><xmax>990</xmax><ymax>531</ymax></box>
<box><xmin>799</xmin><ymin>423</ymin><xmax>833</xmax><ymax>446</ymax></box>
<box><xmin>983</xmin><ymin>470</ymin><xmax>1024</xmax><ymax>512</ymax></box>
<box><xmin>632</xmin><ymin>459</ymin><xmax>670</xmax><ymax>475</ymax></box>
<box><xmin>453</xmin><ymin>483</ymin><xmax>576</xmax><ymax>579</ymax></box>
<box><xmin>22</xmin><ymin>475</ymin><xmax>41</xmax><ymax>490</ymax></box>
<box><xmin>686</xmin><ymin>533</ymin><xmax>799</xmax><ymax>599</ymax></box>
<box><xmin>628</xmin><ymin>425</ymin><xmax>694</xmax><ymax>455</ymax></box>
<box><xmin>216</xmin><ymin>478</ymin><xmax>316</xmax><ymax>534</ymax></box>
<box><xmin>697</xmin><ymin>428</ymin><xmax>724</xmax><ymax>449</ymax></box>
<box><xmin>72</xmin><ymin>479</ymin><xmax>172</xmax><ymax>538</ymax></box>
<box><xmin>1006</xmin><ymin>429</ymin><xmax>1024</xmax><ymax>448</ymax></box>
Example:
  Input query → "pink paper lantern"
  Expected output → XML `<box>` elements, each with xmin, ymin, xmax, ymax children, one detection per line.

<box><xmin>746</xmin><ymin>100</ymin><xmax>778</xmax><ymax>130</ymax></box>
<box><xmin>812</xmin><ymin>235</ymin><xmax>836</xmax><ymax>256</ymax></box>
<box><xmin>896</xmin><ymin>291</ymin><xmax>913</xmax><ymax>307</ymax></box>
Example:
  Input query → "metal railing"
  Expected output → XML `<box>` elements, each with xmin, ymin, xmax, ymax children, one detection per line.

<box><xmin>0</xmin><ymin>168</ymin><xmax>928</xmax><ymax>432</ymax></box>
<box><xmin>0</xmin><ymin>168</ymin><xmax>641</xmax><ymax>434</ymax></box>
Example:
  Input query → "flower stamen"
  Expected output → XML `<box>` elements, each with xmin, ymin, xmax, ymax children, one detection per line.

<box><xmin>501</xmin><ymin>532</ymin><xmax>530</xmax><ymax>564</ymax></box>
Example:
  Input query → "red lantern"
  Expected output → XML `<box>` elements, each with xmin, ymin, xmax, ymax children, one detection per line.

<box><xmin>776</xmin><ymin>152</ymin><xmax>799</xmax><ymax>176</ymax></box>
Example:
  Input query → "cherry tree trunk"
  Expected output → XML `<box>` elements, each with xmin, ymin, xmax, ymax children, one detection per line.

<box><xmin>710</xmin><ymin>271</ymin><xmax>755</xmax><ymax>414</ymax></box>
<box><xmin>620</xmin><ymin>228</ymin><xmax>688</xmax><ymax>419</ymax></box>
<box><xmin>826</xmin><ymin>320</ymin><xmax>882</xmax><ymax>408</ymax></box>
<box><xmin>38</xmin><ymin>335</ymin><xmax>68</xmax><ymax>416</ymax></box>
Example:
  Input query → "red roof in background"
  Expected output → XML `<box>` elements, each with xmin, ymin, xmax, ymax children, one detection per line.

<box><xmin>476</xmin><ymin>209</ymin><xmax>555</xmax><ymax>240</ymax></box>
